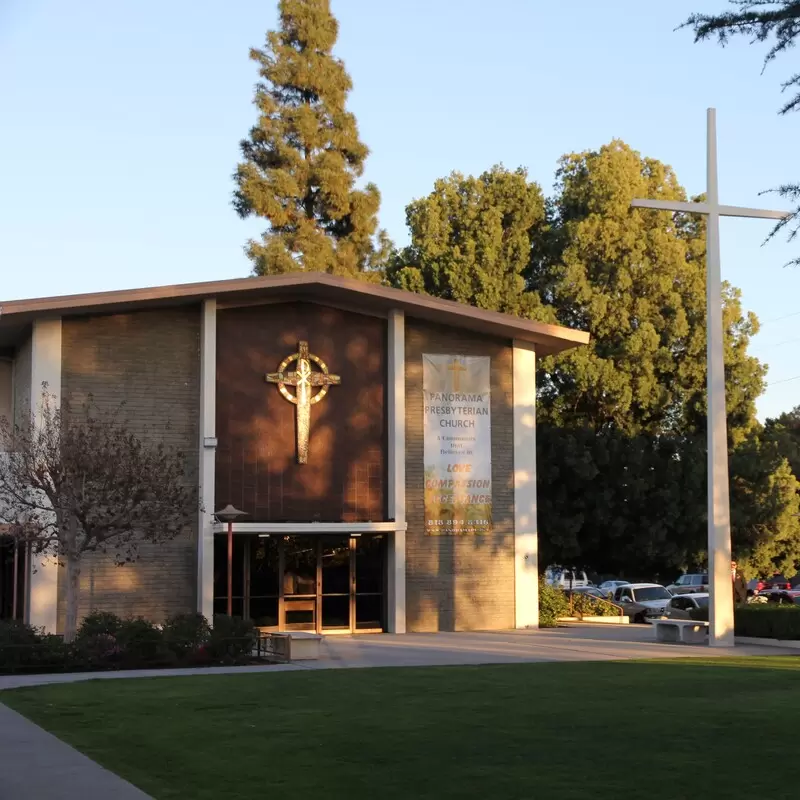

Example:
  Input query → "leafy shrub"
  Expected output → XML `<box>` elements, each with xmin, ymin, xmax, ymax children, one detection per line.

<box><xmin>539</xmin><ymin>578</ymin><xmax>569</xmax><ymax>627</ymax></box>
<box><xmin>0</xmin><ymin>621</ymin><xmax>69</xmax><ymax>673</ymax></box>
<box><xmin>76</xmin><ymin>611</ymin><xmax>124</xmax><ymax>639</ymax></box>
<box><xmin>734</xmin><ymin>605</ymin><xmax>800</xmax><ymax>640</ymax></box>
<box><xmin>208</xmin><ymin>615</ymin><xmax>257</xmax><ymax>663</ymax></box>
<box><xmin>163</xmin><ymin>613</ymin><xmax>211</xmax><ymax>660</ymax></box>
<box><xmin>71</xmin><ymin>611</ymin><xmax>125</xmax><ymax>669</ymax></box>
<box><xmin>116</xmin><ymin>617</ymin><xmax>173</xmax><ymax>668</ymax></box>
<box><xmin>71</xmin><ymin>633</ymin><xmax>121</xmax><ymax>670</ymax></box>
<box><xmin>1</xmin><ymin>612</ymin><xmax>264</xmax><ymax>674</ymax></box>
<box><xmin>571</xmin><ymin>593</ymin><xmax>620</xmax><ymax>618</ymax></box>
<box><xmin>689</xmin><ymin>604</ymin><xmax>800</xmax><ymax>639</ymax></box>
<box><xmin>0</xmin><ymin>620</ymin><xmax>44</xmax><ymax>672</ymax></box>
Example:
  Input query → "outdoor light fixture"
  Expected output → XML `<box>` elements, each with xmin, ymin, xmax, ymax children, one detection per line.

<box><xmin>214</xmin><ymin>504</ymin><xmax>248</xmax><ymax>616</ymax></box>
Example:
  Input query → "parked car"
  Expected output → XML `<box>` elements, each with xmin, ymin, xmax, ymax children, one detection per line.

<box><xmin>764</xmin><ymin>575</ymin><xmax>792</xmax><ymax>591</ymax></box>
<box><xmin>664</xmin><ymin>593</ymin><xmax>709</xmax><ymax>620</ymax></box>
<box><xmin>613</xmin><ymin>583</ymin><xmax>673</xmax><ymax>623</ymax></box>
<box><xmin>757</xmin><ymin>586</ymin><xmax>800</xmax><ymax>605</ymax></box>
<box><xmin>545</xmin><ymin>567</ymin><xmax>590</xmax><ymax>589</ymax></box>
<box><xmin>752</xmin><ymin>575</ymin><xmax>793</xmax><ymax>591</ymax></box>
<box><xmin>666</xmin><ymin>574</ymin><xmax>709</xmax><ymax>595</ymax></box>
<box><xmin>563</xmin><ymin>586</ymin><xmax>607</xmax><ymax>600</ymax></box>
<box><xmin>598</xmin><ymin>580</ymin><xmax>630</xmax><ymax>595</ymax></box>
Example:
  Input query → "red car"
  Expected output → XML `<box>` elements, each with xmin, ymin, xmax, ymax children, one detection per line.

<box><xmin>758</xmin><ymin>586</ymin><xmax>800</xmax><ymax>605</ymax></box>
<box><xmin>748</xmin><ymin>576</ymin><xmax>792</xmax><ymax>595</ymax></box>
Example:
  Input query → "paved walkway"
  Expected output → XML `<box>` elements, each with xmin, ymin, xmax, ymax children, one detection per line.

<box><xmin>0</xmin><ymin>625</ymin><xmax>795</xmax><ymax>799</ymax></box>
<box><xmin>1</xmin><ymin>625</ymin><xmax>796</xmax><ymax>692</ymax></box>
<box><xmin>0</xmin><ymin>703</ymin><xmax>151</xmax><ymax>799</ymax></box>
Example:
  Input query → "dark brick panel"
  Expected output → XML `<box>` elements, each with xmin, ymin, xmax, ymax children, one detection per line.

<box><xmin>215</xmin><ymin>302</ymin><xmax>387</xmax><ymax>522</ymax></box>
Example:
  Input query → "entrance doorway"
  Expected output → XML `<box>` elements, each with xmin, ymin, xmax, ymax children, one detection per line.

<box><xmin>0</xmin><ymin>536</ymin><xmax>26</xmax><ymax>621</ymax></box>
<box><xmin>213</xmin><ymin>534</ymin><xmax>386</xmax><ymax>634</ymax></box>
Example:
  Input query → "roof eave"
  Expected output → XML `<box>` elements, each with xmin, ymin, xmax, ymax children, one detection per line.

<box><xmin>0</xmin><ymin>273</ymin><xmax>589</xmax><ymax>355</ymax></box>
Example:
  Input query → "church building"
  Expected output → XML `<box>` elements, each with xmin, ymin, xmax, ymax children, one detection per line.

<box><xmin>0</xmin><ymin>274</ymin><xmax>588</xmax><ymax>634</ymax></box>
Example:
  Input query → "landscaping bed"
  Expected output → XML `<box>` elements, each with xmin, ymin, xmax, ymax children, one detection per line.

<box><xmin>0</xmin><ymin>612</ymin><xmax>270</xmax><ymax>675</ymax></box>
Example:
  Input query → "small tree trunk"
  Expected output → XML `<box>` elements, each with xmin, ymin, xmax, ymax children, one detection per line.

<box><xmin>64</xmin><ymin>552</ymin><xmax>81</xmax><ymax>643</ymax></box>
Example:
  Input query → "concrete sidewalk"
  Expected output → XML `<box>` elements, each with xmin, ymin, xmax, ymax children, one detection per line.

<box><xmin>0</xmin><ymin>703</ymin><xmax>152</xmax><ymax>799</ymax></box>
<box><xmin>1</xmin><ymin>625</ymin><xmax>795</xmax><ymax>692</ymax></box>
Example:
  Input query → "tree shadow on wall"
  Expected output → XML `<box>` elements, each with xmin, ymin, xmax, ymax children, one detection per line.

<box><xmin>215</xmin><ymin>304</ymin><xmax>386</xmax><ymax>525</ymax></box>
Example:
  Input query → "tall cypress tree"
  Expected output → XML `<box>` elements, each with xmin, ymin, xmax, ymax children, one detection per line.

<box><xmin>233</xmin><ymin>0</ymin><xmax>387</xmax><ymax>278</ymax></box>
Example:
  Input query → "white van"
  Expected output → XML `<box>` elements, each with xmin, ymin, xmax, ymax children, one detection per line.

<box><xmin>545</xmin><ymin>566</ymin><xmax>590</xmax><ymax>589</ymax></box>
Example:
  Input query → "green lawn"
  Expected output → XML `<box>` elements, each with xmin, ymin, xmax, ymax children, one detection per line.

<box><xmin>4</xmin><ymin>658</ymin><xmax>800</xmax><ymax>799</ymax></box>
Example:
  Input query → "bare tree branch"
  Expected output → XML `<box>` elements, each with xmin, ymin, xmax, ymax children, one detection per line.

<box><xmin>682</xmin><ymin>1</ymin><xmax>800</xmax><ymax>264</ymax></box>
<box><xmin>0</xmin><ymin>386</ymin><xmax>199</xmax><ymax>638</ymax></box>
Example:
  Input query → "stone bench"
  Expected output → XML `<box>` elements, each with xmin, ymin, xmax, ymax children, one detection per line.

<box><xmin>255</xmin><ymin>631</ymin><xmax>325</xmax><ymax>661</ymax></box>
<box><xmin>652</xmin><ymin>618</ymin><xmax>709</xmax><ymax>644</ymax></box>
<box><xmin>286</xmin><ymin>631</ymin><xmax>324</xmax><ymax>660</ymax></box>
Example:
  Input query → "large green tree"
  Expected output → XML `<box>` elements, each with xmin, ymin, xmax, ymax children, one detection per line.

<box><xmin>683</xmin><ymin>0</ymin><xmax>800</xmax><ymax>263</ymax></box>
<box><xmin>536</xmin><ymin>141</ymin><xmax>765</xmax><ymax>442</ymax></box>
<box><xmin>395</xmin><ymin>141</ymin><xmax>800</xmax><ymax>578</ymax></box>
<box><xmin>765</xmin><ymin>405</ymin><xmax>800</xmax><ymax>478</ymax></box>
<box><xmin>233</xmin><ymin>0</ymin><xmax>388</xmax><ymax>278</ymax></box>
<box><xmin>388</xmin><ymin>166</ymin><xmax>551</xmax><ymax>317</ymax></box>
<box><xmin>536</xmin><ymin>141</ymin><xmax>797</xmax><ymax>576</ymax></box>
<box><xmin>729</xmin><ymin>432</ymin><xmax>800</xmax><ymax>578</ymax></box>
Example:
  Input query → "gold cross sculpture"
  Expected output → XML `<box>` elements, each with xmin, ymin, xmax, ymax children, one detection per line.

<box><xmin>266</xmin><ymin>341</ymin><xmax>341</xmax><ymax>464</ymax></box>
<box><xmin>448</xmin><ymin>358</ymin><xmax>468</xmax><ymax>391</ymax></box>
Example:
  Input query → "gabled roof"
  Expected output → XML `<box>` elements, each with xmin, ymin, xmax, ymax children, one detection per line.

<box><xmin>0</xmin><ymin>272</ymin><xmax>589</xmax><ymax>355</ymax></box>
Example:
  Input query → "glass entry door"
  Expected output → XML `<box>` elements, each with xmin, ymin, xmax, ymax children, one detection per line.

<box><xmin>0</xmin><ymin>537</ymin><xmax>26</xmax><ymax>621</ymax></box>
<box><xmin>215</xmin><ymin>533</ymin><xmax>386</xmax><ymax>633</ymax></box>
<box><xmin>281</xmin><ymin>537</ymin><xmax>317</xmax><ymax>631</ymax></box>
<box><xmin>320</xmin><ymin>536</ymin><xmax>352</xmax><ymax>631</ymax></box>
<box><xmin>278</xmin><ymin>534</ymin><xmax>384</xmax><ymax>633</ymax></box>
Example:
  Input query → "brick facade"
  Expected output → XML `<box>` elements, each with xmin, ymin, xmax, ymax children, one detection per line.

<box><xmin>404</xmin><ymin>319</ymin><xmax>515</xmax><ymax>632</ymax></box>
<box><xmin>57</xmin><ymin>308</ymin><xmax>200</xmax><ymax>629</ymax></box>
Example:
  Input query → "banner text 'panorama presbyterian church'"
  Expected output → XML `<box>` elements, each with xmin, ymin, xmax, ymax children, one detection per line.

<box><xmin>422</xmin><ymin>354</ymin><xmax>492</xmax><ymax>535</ymax></box>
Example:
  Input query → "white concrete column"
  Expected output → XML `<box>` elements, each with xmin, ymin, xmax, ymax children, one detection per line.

<box><xmin>513</xmin><ymin>341</ymin><xmax>538</xmax><ymax>629</ymax></box>
<box><xmin>27</xmin><ymin>318</ymin><xmax>62</xmax><ymax>633</ymax></box>
<box><xmin>386</xmin><ymin>309</ymin><xmax>406</xmax><ymax>634</ymax></box>
<box><xmin>197</xmin><ymin>299</ymin><xmax>217</xmax><ymax>622</ymax></box>
<box><xmin>706</xmin><ymin>109</ymin><xmax>734</xmax><ymax>647</ymax></box>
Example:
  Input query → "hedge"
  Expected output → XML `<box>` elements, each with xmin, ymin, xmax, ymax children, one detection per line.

<box><xmin>690</xmin><ymin>604</ymin><xmax>800</xmax><ymax>640</ymax></box>
<box><xmin>0</xmin><ymin>612</ymin><xmax>261</xmax><ymax>675</ymax></box>
<box><xmin>734</xmin><ymin>605</ymin><xmax>800</xmax><ymax>640</ymax></box>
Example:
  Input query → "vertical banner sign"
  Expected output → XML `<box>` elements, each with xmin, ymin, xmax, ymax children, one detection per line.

<box><xmin>423</xmin><ymin>354</ymin><xmax>492</xmax><ymax>535</ymax></box>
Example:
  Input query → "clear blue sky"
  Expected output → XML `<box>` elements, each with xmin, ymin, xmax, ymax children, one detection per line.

<box><xmin>1</xmin><ymin>0</ymin><xmax>798</xmax><ymax>419</ymax></box>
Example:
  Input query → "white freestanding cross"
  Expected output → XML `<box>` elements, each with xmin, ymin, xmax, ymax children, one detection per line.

<box><xmin>631</xmin><ymin>108</ymin><xmax>788</xmax><ymax>648</ymax></box>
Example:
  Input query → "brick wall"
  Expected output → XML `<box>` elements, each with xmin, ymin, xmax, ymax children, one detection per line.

<box><xmin>58</xmin><ymin>308</ymin><xmax>200</xmax><ymax>628</ymax></box>
<box><xmin>404</xmin><ymin>319</ymin><xmax>515</xmax><ymax>632</ymax></box>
